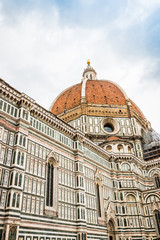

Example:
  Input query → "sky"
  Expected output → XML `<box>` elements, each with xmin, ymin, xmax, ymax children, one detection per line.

<box><xmin>0</xmin><ymin>0</ymin><xmax>160</xmax><ymax>132</ymax></box>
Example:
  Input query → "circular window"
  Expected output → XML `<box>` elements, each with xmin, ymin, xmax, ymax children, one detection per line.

<box><xmin>101</xmin><ymin>118</ymin><xmax>119</xmax><ymax>135</ymax></box>
<box><xmin>104</xmin><ymin>123</ymin><xmax>114</xmax><ymax>133</ymax></box>
<box><xmin>106</xmin><ymin>145</ymin><xmax>112</xmax><ymax>151</ymax></box>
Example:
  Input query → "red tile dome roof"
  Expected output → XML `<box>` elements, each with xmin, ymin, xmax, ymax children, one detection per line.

<box><xmin>51</xmin><ymin>80</ymin><xmax>127</xmax><ymax>114</ymax></box>
<box><xmin>85</xmin><ymin>80</ymin><xmax>126</xmax><ymax>105</ymax></box>
<box><xmin>51</xmin><ymin>83</ymin><xmax>82</xmax><ymax>116</ymax></box>
<box><xmin>50</xmin><ymin>79</ymin><xmax>146</xmax><ymax>123</ymax></box>
<box><xmin>106</xmin><ymin>136</ymin><xmax>122</xmax><ymax>142</ymax></box>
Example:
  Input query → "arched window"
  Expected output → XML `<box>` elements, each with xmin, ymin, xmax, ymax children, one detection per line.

<box><xmin>15</xmin><ymin>135</ymin><xmax>18</xmax><ymax>145</ymax></box>
<box><xmin>12</xmin><ymin>193</ymin><xmax>16</xmax><ymax>207</ymax></box>
<box><xmin>17</xmin><ymin>152</ymin><xmax>21</xmax><ymax>165</ymax></box>
<box><xmin>120</xmin><ymin>192</ymin><xmax>123</xmax><ymax>201</ymax></box>
<box><xmin>14</xmin><ymin>173</ymin><xmax>18</xmax><ymax>186</ymax></box>
<box><xmin>155</xmin><ymin>210</ymin><xmax>160</xmax><ymax>235</ymax></box>
<box><xmin>77</xmin><ymin>193</ymin><xmax>79</xmax><ymax>203</ymax></box>
<box><xmin>46</xmin><ymin>163</ymin><xmax>52</xmax><ymax>206</ymax></box>
<box><xmin>77</xmin><ymin>208</ymin><xmax>80</xmax><ymax>219</ymax></box>
<box><xmin>81</xmin><ymin>208</ymin><xmax>85</xmax><ymax>219</ymax></box>
<box><xmin>16</xmin><ymin>194</ymin><xmax>20</xmax><ymax>208</ymax></box>
<box><xmin>10</xmin><ymin>172</ymin><xmax>13</xmax><ymax>185</ymax></box>
<box><xmin>127</xmin><ymin>195</ymin><xmax>136</xmax><ymax>202</ymax></box>
<box><xmin>12</xmin><ymin>151</ymin><xmax>16</xmax><ymax>164</ymax></box>
<box><xmin>45</xmin><ymin>154</ymin><xmax>59</xmax><ymax>216</ymax></box>
<box><xmin>117</xmin><ymin>218</ymin><xmax>120</xmax><ymax>226</ymax></box>
<box><xmin>121</xmin><ymin>163</ymin><xmax>130</xmax><ymax>171</ymax></box>
<box><xmin>122</xmin><ymin>206</ymin><xmax>125</xmax><ymax>214</ymax></box>
<box><xmin>116</xmin><ymin>163</ymin><xmax>119</xmax><ymax>170</ymax></box>
<box><xmin>117</xmin><ymin>144</ymin><xmax>124</xmax><ymax>152</ymax></box>
<box><xmin>46</xmin><ymin>160</ymin><xmax>56</xmax><ymax>207</ymax></box>
<box><xmin>127</xmin><ymin>195</ymin><xmax>137</xmax><ymax>216</ymax></box>
<box><xmin>108</xmin><ymin>220</ymin><xmax>115</xmax><ymax>240</ymax></box>
<box><xmin>18</xmin><ymin>174</ymin><xmax>22</xmax><ymax>187</ymax></box>
<box><xmin>9</xmin><ymin>226</ymin><xmax>16</xmax><ymax>240</ymax></box>
<box><xmin>146</xmin><ymin>195</ymin><xmax>160</xmax><ymax>204</ymax></box>
<box><xmin>128</xmin><ymin>146</ymin><xmax>131</xmax><ymax>153</ymax></box>
<box><xmin>80</xmin><ymin>176</ymin><xmax>82</xmax><ymax>187</ymax></box>
<box><xmin>97</xmin><ymin>184</ymin><xmax>101</xmax><ymax>217</ymax></box>
<box><xmin>23</xmin><ymin>137</ymin><xmax>26</xmax><ymax>147</ymax></box>
<box><xmin>21</xmin><ymin>153</ymin><xmax>24</xmax><ymax>166</ymax></box>
<box><xmin>76</xmin><ymin>176</ymin><xmax>79</xmax><ymax>187</ymax></box>
<box><xmin>7</xmin><ymin>192</ymin><xmax>11</xmax><ymax>207</ymax></box>
<box><xmin>19</xmin><ymin>135</ymin><xmax>22</xmax><ymax>145</ymax></box>
<box><xmin>154</xmin><ymin>175</ymin><xmax>160</xmax><ymax>188</ymax></box>
<box><xmin>116</xmin><ymin>206</ymin><xmax>118</xmax><ymax>213</ymax></box>
<box><xmin>80</xmin><ymin>177</ymin><xmax>84</xmax><ymax>187</ymax></box>
<box><xmin>124</xmin><ymin>218</ymin><xmax>127</xmax><ymax>226</ymax></box>
<box><xmin>106</xmin><ymin>145</ymin><xmax>112</xmax><ymax>151</ymax></box>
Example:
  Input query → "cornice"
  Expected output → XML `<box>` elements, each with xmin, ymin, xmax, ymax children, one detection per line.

<box><xmin>0</xmin><ymin>78</ymin><xmax>35</xmax><ymax>107</ymax></box>
<box><xmin>114</xmin><ymin>153</ymin><xmax>144</xmax><ymax>166</ymax></box>
<box><xmin>30</xmin><ymin>104</ymin><xmax>76</xmax><ymax>138</ymax></box>
<box><xmin>0</xmin><ymin>78</ymin><xmax>76</xmax><ymax>138</ymax></box>
<box><xmin>145</xmin><ymin>158</ymin><xmax>160</xmax><ymax>168</ymax></box>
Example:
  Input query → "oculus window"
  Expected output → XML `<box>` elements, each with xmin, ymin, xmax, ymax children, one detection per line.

<box><xmin>104</xmin><ymin>123</ymin><xmax>114</xmax><ymax>133</ymax></box>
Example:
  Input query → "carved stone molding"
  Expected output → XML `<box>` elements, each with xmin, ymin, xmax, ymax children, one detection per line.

<box><xmin>95</xmin><ymin>168</ymin><xmax>102</xmax><ymax>185</ymax></box>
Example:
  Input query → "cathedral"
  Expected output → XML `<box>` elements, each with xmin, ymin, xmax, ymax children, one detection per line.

<box><xmin>0</xmin><ymin>61</ymin><xmax>160</xmax><ymax>240</ymax></box>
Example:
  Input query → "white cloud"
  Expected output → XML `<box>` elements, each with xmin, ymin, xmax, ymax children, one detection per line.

<box><xmin>114</xmin><ymin>0</ymin><xmax>160</xmax><ymax>29</ymax></box>
<box><xmin>78</xmin><ymin>0</ymin><xmax>98</xmax><ymax>7</ymax></box>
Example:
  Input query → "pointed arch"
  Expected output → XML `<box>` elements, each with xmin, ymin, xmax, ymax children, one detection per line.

<box><xmin>148</xmin><ymin>168</ymin><xmax>160</xmax><ymax>178</ymax></box>
<box><xmin>108</xmin><ymin>219</ymin><xmax>115</xmax><ymax>231</ymax></box>
<box><xmin>125</xmin><ymin>193</ymin><xmax>137</xmax><ymax>202</ymax></box>
<box><xmin>108</xmin><ymin>218</ymin><xmax>116</xmax><ymax>240</ymax></box>
<box><xmin>45</xmin><ymin>151</ymin><xmax>59</xmax><ymax>216</ymax></box>
<box><xmin>95</xmin><ymin>168</ymin><xmax>105</xmax><ymax>222</ymax></box>
<box><xmin>46</xmin><ymin>151</ymin><xmax>59</xmax><ymax>166</ymax></box>
<box><xmin>8</xmin><ymin>225</ymin><xmax>17</xmax><ymax>240</ymax></box>
<box><xmin>145</xmin><ymin>194</ymin><xmax>160</xmax><ymax>203</ymax></box>
<box><xmin>121</xmin><ymin>162</ymin><xmax>131</xmax><ymax>171</ymax></box>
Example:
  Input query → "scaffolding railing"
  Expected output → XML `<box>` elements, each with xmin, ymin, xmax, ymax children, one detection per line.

<box><xmin>142</xmin><ymin>129</ymin><xmax>160</xmax><ymax>160</ymax></box>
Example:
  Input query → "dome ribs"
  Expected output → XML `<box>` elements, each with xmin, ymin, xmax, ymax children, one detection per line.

<box><xmin>130</xmin><ymin>99</ymin><xmax>146</xmax><ymax>121</ymax></box>
<box><xmin>50</xmin><ymin>79</ymin><xmax>145</xmax><ymax>124</ymax></box>
<box><xmin>85</xmin><ymin>80</ymin><xmax>126</xmax><ymax>105</ymax></box>
<box><xmin>66</xmin><ymin>84</ymin><xmax>81</xmax><ymax>111</ymax></box>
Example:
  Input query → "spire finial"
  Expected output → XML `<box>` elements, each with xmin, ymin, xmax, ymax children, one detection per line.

<box><xmin>87</xmin><ymin>59</ymin><xmax>90</xmax><ymax>65</ymax></box>
<box><xmin>82</xmin><ymin>59</ymin><xmax>97</xmax><ymax>80</ymax></box>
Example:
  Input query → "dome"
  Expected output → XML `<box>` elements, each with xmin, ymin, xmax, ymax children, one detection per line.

<box><xmin>50</xmin><ymin>80</ymin><xmax>127</xmax><ymax>115</ymax></box>
<box><xmin>50</xmin><ymin>61</ymin><xmax>146</xmax><ymax>125</ymax></box>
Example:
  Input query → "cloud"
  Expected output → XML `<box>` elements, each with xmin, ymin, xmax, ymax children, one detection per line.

<box><xmin>0</xmin><ymin>0</ymin><xmax>160</xmax><ymax>132</ymax></box>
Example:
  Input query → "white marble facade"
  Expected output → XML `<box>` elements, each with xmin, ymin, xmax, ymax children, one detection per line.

<box><xmin>0</xmin><ymin>75</ymin><xmax>160</xmax><ymax>240</ymax></box>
